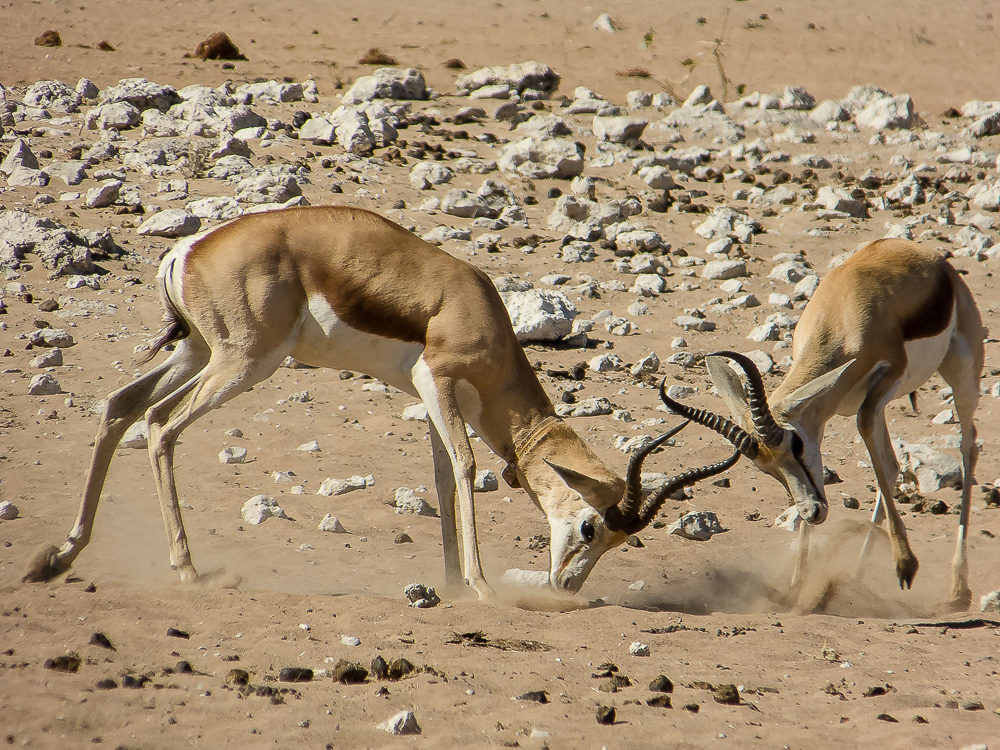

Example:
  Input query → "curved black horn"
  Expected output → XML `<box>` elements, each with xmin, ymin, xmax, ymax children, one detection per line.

<box><xmin>658</xmin><ymin>380</ymin><xmax>759</xmax><ymax>459</ymax></box>
<box><xmin>606</xmin><ymin>420</ymin><xmax>689</xmax><ymax>532</ymax></box>
<box><xmin>632</xmin><ymin>450</ymin><xmax>742</xmax><ymax>532</ymax></box>
<box><xmin>708</xmin><ymin>351</ymin><xmax>785</xmax><ymax>447</ymax></box>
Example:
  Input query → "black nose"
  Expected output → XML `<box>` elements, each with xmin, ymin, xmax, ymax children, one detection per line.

<box><xmin>804</xmin><ymin>501</ymin><xmax>828</xmax><ymax>524</ymax></box>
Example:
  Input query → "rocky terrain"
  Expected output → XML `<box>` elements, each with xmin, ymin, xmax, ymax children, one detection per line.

<box><xmin>2</xmin><ymin>1</ymin><xmax>1000</xmax><ymax>747</ymax></box>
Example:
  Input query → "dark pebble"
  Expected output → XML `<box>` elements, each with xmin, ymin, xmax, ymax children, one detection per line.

<box><xmin>648</xmin><ymin>675</ymin><xmax>673</xmax><ymax>693</ymax></box>
<box><xmin>166</xmin><ymin>628</ymin><xmax>190</xmax><ymax>639</ymax></box>
<box><xmin>646</xmin><ymin>694</ymin><xmax>672</xmax><ymax>708</ymax></box>
<box><xmin>713</xmin><ymin>684</ymin><xmax>740</xmax><ymax>705</ymax></box>
<box><xmin>121</xmin><ymin>674</ymin><xmax>151</xmax><ymax>688</ymax></box>
<box><xmin>278</xmin><ymin>667</ymin><xmax>314</xmax><ymax>683</ymax></box>
<box><xmin>596</xmin><ymin>705</ymin><xmax>616</xmax><ymax>725</ymax></box>
<box><xmin>682</xmin><ymin>703</ymin><xmax>700</xmax><ymax>713</ymax></box>
<box><xmin>226</xmin><ymin>669</ymin><xmax>250</xmax><ymax>687</ymax></box>
<box><xmin>174</xmin><ymin>660</ymin><xmax>193</xmax><ymax>674</ymax></box>
<box><xmin>515</xmin><ymin>690</ymin><xmax>549</xmax><ymax>703</ymax></box>
<box><xmin>371</xmin><ymin>655</ymin><xmax>389</xmax><ymax>680</ymax></box>
<box><xmin>95</xmin><ymin>678</ymin><xmax>118</xmax><ymax>690</ymax></box>
<box><xmin>387</xmin><ymin>658</ymin><xmax>415</xmax><ymax>680</ymax></box>
<box><xmin>547</xmin><ymin>187</ymin><xmax>562</xmax><ymax>199</ymax></box>
<box><xmin>332</xmin><ymin>660</ymin><xmax>367</xmax><ymax>684</ymax></box>
<box><xmin>394</xmin><ymin>533</ymin><xmax>413</xmax><ymax>544</ymax></box>
<box><xmin>44</xmin><ymin>654</ymin><xmax>81</xmax><ymax>673</ymax></box>
<box><xmin>877</xmin><ymin>713</ymin><xmax>898</xmax><ymax>723</ymax></box>
<box><xmin>89</xmin><ymin>632</ymin><xmax>115</xmax><ymax>650</ymax></box>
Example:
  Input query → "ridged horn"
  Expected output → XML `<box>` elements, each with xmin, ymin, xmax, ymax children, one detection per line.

<box><xmin>632</xmin><ymin>450</ymin><xmax>742</xmax><ymax>532</ymax></box>
<box><xmin>605</xmin><ymin>420</ymin><xmax>689</xmax><ymax>532</ymax></box>
<box><xmin>708</xmin><ymin>351</ymin><xmax>784</xmax><ymax>447</ymax></box>
<box><xmin>658</xmin><ymin>380</ymin><xmax>760</xmax><ymax>460</ymax></box>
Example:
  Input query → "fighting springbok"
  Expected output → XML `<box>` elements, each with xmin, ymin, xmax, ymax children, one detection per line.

<box><xmin>24</xmin><ymin>205</ymin><xmax>738</xmax><ymax>598</ymax></box>
<box><xmin>660</xmin><ymin>239</ymin><xmax>984</xmax><ymax>609</ymax></box>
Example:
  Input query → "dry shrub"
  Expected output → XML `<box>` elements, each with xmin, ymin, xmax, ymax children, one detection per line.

<box><xmin>616</xmin><ymin>67</ymin><xmax>652</xmax><ymax>79</ymax></box>
<box><xmin>357</xmin><ymin>47</ymin><xmax>397</xmax><ymax>65</ymax></box>
<box><xmin>193</xmin><ymin>31</ymin><xmax>246</xmax><ymax>61</ymax></box>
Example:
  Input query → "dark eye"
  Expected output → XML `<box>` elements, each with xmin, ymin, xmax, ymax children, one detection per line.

<box><xmin>580</xmin><ymin>519</ymin><xmax>595</xmax><ymax>543</ymax></box>
<box><xmin>790</xmin><ymin>432</ymin><xmax>805</xmax><ymax>460</ymax></box>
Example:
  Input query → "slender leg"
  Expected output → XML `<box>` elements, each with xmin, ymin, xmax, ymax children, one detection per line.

<box><xmin>791</xmin><ymin>520</ymin><xmax>812</xmax><ymax>589</ymax></box>
<box><xmin>939</xmin><ymin>337</ymin><xmax>981</xmax><ymax>611</ymax></box>
<box><xmin>413</xmin><ymin>361</ymin><xmax>494</xmax><ymax>599</ymax></box>
<box><xmin>856</xmin><ymin>368</ymin><xmax>918</xmax><ymax>589</ymax></box>
<box><xmin>23</xmin><ymin>346</ymin><xmax>207</xmax><ymax>582</ymax></box>
<box><xmin>857</xmin><ymin>489</ymin><xmax>888</xmax><ymax>569</ymax></box>
<box><xmin>429</xmin><ymin>422</ymin><xmax>462</xmax><ymax>588</ymax></box>
<box><xmin>145</xmin><ymin>349</ymin><xmax>286</xmax><ymax>582</ymax></box>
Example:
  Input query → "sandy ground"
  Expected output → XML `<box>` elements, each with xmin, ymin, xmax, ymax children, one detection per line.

<box><xmin>2</xmin><ymin>1</ymin><xmax>1000</xmax><ymax>747</ymax></box>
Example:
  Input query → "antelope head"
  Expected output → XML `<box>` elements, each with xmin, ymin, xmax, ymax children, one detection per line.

<box><xmin>659</xmin><ymin>351</ymin><xmax>856</xmax><ymax>526</ymax></box>
<box><xmin>513</xmin><ymin>419</ymin><xmax>740</xmax><ymax>592</ymax></box>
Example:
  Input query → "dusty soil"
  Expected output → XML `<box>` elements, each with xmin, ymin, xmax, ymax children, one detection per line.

<box><xmin>2</xmin><ymin>1</ymin><xmax>1000</xmax><ymax>748</ymax></box>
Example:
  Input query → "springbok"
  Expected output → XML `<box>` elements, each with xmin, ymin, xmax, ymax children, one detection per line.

<box><xmin>23</xmin><ymin>205</ymin><xmax>738</xmax><ymax>598</ymax></box>
<box><xmin>660</xmin><ymin>239</ymin><xmax>985</xmax><ymax>610</ymax></box>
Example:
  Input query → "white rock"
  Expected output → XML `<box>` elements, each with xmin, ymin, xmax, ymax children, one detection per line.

<box><xmin>137</xmin><ymin>209</ymin><xmax>201</xmax><ymax>238</ymax></box>
<box><xmin>119</xmin><ymin>422</ymin><xmax>148</xmax><ymax>449</ymax></box>
<box><xmin>394</xmin><ymin>487</ymin><xmax>435</xmax><ymax>516</ymax></box>
<box><xmin>401</xmin><ymin>403</ymin><xmax>429</xmax><ymax>421</ymax></box>
<box><xmin>637</xmin><ymin>165</ymin><xmax>677</xmax><ymax>190</ymax></box>
<box><xmin>702</xmin><ymin>260</ymin><xmax>748</xmax><ymax>281</ymax></box>
<box><xmin>317</xmin><ymin>475</ymin><xmax>374</xmax><ymax>496</ymax></box>
<box><xmin>630</xmin><ymin>352</ymin><xmax>660</xmax><ymax>376</ymax></box>
<box><xmin>590</xmin><ymin>353</ymin><xmax>624</xmax><ymax>372</ymax></box>
<box><xmin>0</xmin><ymin>500</ymin><xmax>19</xmax><ymax>521</ymax></box>
<box><xmin>629</xmin><ymin>641</ymin><xmax>650</xmax><ymax>656</ymax></box>
<box><xmin>674</xmin><ymin>316</ymin><xmax>715</xmax><ymax>332</ymax></box>
<box><xmin>632</xmin><ymin>273</ymin><xmax>666</xmax><ymax>296</ymax></box>
<box><xmin>27</xmin><ymin>374</ymin><xmax>61</xmax><ymax>395</ymax></box>
<box><xmin>668</xmin><ymin>511</ymin><xmax>726</xmax><ymax>540</ymax></box>
<box><xmin>593</xmin><ymin>13</ymin><xmax>617</xmax><ymax>32</ymax></box>
<box><xmin>241</xmin><ymin>495</ymin><xmax>290</xmax><ymax>525</ymax></box>
<box><xmin>500</xmin><ymin>289</ymin><xmax>577</xmax><ymax>342</ymax></box>
<box><xmin>475</xmin><ymin>470</ymin><xmax>499</xmax><ymax>492</ymax></box>
<box><xmin>455</xmin><ymin>61</ymin><xmax>559</xmax><ymax>98</ymax></box>
<box><xmin>896</xmin><ymin>441</ymin><xmax>962</xmax><ymax>493</ymax></box>
<box><xmin>86</xmin><ymin>102</ymin><xmax>142</xmax><ymax>130</ymax></box>
<box><xmin>341</xmin><ymin>634</ymin><xmax>361</xmax><ymax>647</ymax></box>
<box><xmin>981</xmin><ymin>590</ymin><xmax>1000</xmax><ymax>612</ymax></box>
<box><xmin>593</xmin><ymin>115</ymin><xmax>647</xmax><ymax>143</ymax></box>
<box><xmin>219</xmin><ymin>446</ymin><xmax>248</xmax><ymax>464</ymax></box>
<box><xmin>343</xmin><ymin>68</ymin><xmax>427</xmax><ymax>105</ymax></box>
<box><xmin>298</xmin><ymin>440</ymin><xmax>321</xmax><ymax>453</ymax></box>
<box><xmin>409</xmin><ymin>161</ymin><xmax>455</xmax><ymax>190</ymax></box>
<box><xmin>377</xmin><ymin>710</ymin><xmax>422</xmax><ymax>736</ymax></box>
<box><xmin>555</xmin><ymin>397</ymin><xmax>613</xmax><ymax>418</ymax></box>
<box><xmin>498</xmin><ymin>137</ymin><xmax>584</xmax><ymax>179</ymax></box>
<box><xmin>1</xmin><ymin>139</ymin><xmax>40</xmax><ymax>175</ymax></box>
<box><xmin>29</xmin><ymin>348</ymin><xmax>63</xmax><ymax>368</ymax></box>
<box><xmin>855</xmin><ymin>94</ymin><xmax>916</xmax><ymax>130</ymax></box>
<box><xmin>318</xmin><ymin>514</ymin><xmax>348</xmax><ymax>533</ymax></box>
<box><xmin>187</xmin><ymin>196</ymin><xmax>243</xmax><ymax>220</ymax></box>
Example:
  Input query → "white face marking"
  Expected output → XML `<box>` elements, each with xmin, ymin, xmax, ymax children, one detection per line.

<box><xmin>292</xmin><ymin>294</ymin><xmax>424</xmax><ymax>394</ymax></box>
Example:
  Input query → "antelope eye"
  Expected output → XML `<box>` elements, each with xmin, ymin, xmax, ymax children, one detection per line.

<box><xmin>580</xmin><ymin>519</ymin><xmax>595</xmax><ymax>543</ymax></box>
<box><xmin>790</xmin><ymin>432</ymin><xmax>805</xmax><ymax>460</ymax></box>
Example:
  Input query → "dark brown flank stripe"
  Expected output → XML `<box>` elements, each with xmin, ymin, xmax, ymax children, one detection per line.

<box><xmin>900</xmin><ymin>265</ymin><xmax>954</xmax><ymax>341</ymax></box>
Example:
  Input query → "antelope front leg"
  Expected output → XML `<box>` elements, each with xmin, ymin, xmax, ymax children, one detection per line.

<box><xmin>857</xmin><ymin>378</ymin><xmax>918</xmax><ymax>590</ymax></box>
<box><xmin>429</xmin><ymin>423</ymin><xmax>463</xmax><ymax>590</ymax></box>
<box><xmin>415</xmin><ymin>366</ymin><xmax>495</xmax><ymax>599</ymax></box>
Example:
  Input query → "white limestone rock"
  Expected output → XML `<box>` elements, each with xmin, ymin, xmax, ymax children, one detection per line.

<box><xmin>593</xmin><ymin>115</ymin><xmax>648</xmax><ymax>143</ymax></box>
<box><xmin>1</xmin><ymin>139</ymin><xmax>40</xmax><ymax>175</ymax></box>
<box><xmin>409</xmin><ymin>161</ymin><xmax>455</xmax><ymax>189</ymax></box>
<box><xmin>28</xmin><ymin>373</ymin><xmax>61</xmax><ymax>395</ymax></box>
<box><xmin>501</xmin><ymin>568</ymin><xmax>550</xmax><ymax>587</ymax></box>
<box><xmin>86</xmin><ymin>102</ymin><xmax>142</xmax><ymax>130</ymax></box>
<box><xmin>702</xmin><ymin>260</ymin><xmax>748</xmax><ymax>281</ymax></box>
<box><xmin>318</xmin><ymin>514</ymin><xmax>348</xmax><ymax>533</ymax></box>
<box><xmin>137</xmin><ymin>209</ymin><xmax>201</xmax><ymax>238</ymax></box>
<box><xmin>855</xmin><ymin>94</ymin><xmax>916</xmax><ymax>130</ymax></box>
<box><xmin>219</xmin><ymin>446</ymin><xmax>248</xmax><ymax>464</ymax></box>
<box><xmin>668</xmin><ymin>510</ymin><xmax>726</xmax><ymax>541</ymax></box>
<box><xmin>187</xmin><ymin>196</ymin><xmax>243</xmax><ymax>220</ymax></box>
<box><xmin>317</xmin><ymin>475</ymin><xmax>374</xmax><ymax>496</ymax></box>
<box><xmin>455</xmin><ymin>61</ymin><xmax>559</xmax><ymax>99</ymax></box>
<box><xmin>0</xmin><ymin>500</ymin><xmax>19</xmax><ymax>521</ymax></box>
<box><xmin>342</xmin><ymin>68</ymin><xmax>428</xmax><ymax>105</ymax></box>
<box><xmin>500</xmin><ymin>289</ymin><xmax>577</xmax><ymax>342</ymax></box>
<box><xmin>498</xmin><ymin>137</ymin><xmax>584</xmax><ymax>179</ymax></box>
<box><xmin>394</xmin><ymin>486</ymin><xmax>435</xmax><ymax>516</ymax></box>
<box><xmin>555</xmin><ymin>397</ymin><xmax>613</xmax><ymax>418</ymax></box>
<box><xmin>241</xmin><ymin>495</ymin><xmax>290</xmax><ymax>525</ymax></box>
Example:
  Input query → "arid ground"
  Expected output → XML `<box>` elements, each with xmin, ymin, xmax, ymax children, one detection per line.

<box><xmin>2</xmin><ymin>1</ymin><xmax>1000</xmax><ymax>748</ymax></box>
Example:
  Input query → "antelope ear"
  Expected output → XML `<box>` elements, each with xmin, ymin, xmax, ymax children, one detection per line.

<box><xmin>780</xmin><ymin>358</ymin><xmax>860</xmax><ymax>417</ymax></box>
<box><xmin>706</xmin><ymin>355</ymin><xmax>751</xmax><ymax>419</ymax></box>
<box><xmin>543</xmin><ymin>459</ymin><xmax>616</xmax><ymax>501</ymax></box>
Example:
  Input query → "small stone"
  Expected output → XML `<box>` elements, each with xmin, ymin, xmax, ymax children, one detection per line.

<box><xmin>647</xmin><ymin>694</ymin><xmax>672</xmax><ymax>708</ymax></box>
<box><xmin>649</xmin><ymin>675</ymin><xmax>673</xmax><ymax>693</ymax></box>
<box><xmin>403</xmin><ymin>582</ymin><xmax>441</xmax><ymax>608</ymax></box>
<box><xmin>474</xmin><ymin>469</ymin><xmax>499</xmax><ymax>492</ymax></box>
<box><xmin>629</xmin><ymin>642</ymin><xmax>650</xmax><ymax>657</ymax></box>
<box><xmin>316</xmin><ymin>475</ymin><xmax>373</xmax><ymax>496</ymax></box>
<box><xmin>595</xmin><ymin>704</ymin><xmax>616</xmax><ymax>724</ymax></box>
<box><xmin>387</xmin><ymin>658</ymin><xmax>415</xmax><ymax>680</ymax></box>
<box><xmin>219</xmin><ymin>446</ymin><xmax>247</xmax><ymax>464</ymax></box>
<box><xmin>394</xmin><ymin>533</ymin><xmax>413</xmax><ymax>544</ymax></box>
<box><xmin>240</xmin><ymin>495</ymin><xmax>290</xmax><ymax>525</ymax></box>
<box><xmin>713</xmin><ymin>684</ymin><xmax>740</xmax><ymax>705</ymax></box>
<box><xmin>377</xmin><ymin>709</ymin><xmax>421</xmax><ymax>735</ymax></box>
<box><xmin>668</xmin><ymin>511</ymin><xmax>727</xmax><ymax>541</ymax></box>
<box><xmin>515</xmin><ymin>690</ymin><xmax>549</xmax><ymax>703</ymax></box>
<box><xmin>332</xmin><ymin>659</ymin><xmax>367</xmax><ymax>683</ymax></box>
<box><xmin>28</xmin><ymin>374</ymin><xmax>61</xmax><ymax>395</ymax></box>
<box><xmin>341</xmin><ymin>635</ymin><xmax>362</xmax><ymax>647</ymax></box>
<box><xmin>318</xmin><ymin>514</ymin><xmax>347</xmax><ymax>533</ymax></box>
<box><xmin>278</xmin><ymin>667</ymin><xmax>313</xmax><ymax>683</ymax></box>
<box><xmin>0</xmin><ymin>501</ymin><xmax>19</xmax><ymax>521</ymax></box>
<box><xmin>394</xmin><ymin>486</ymin><xmax>435</xmax><ymax>516</ymax></box>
